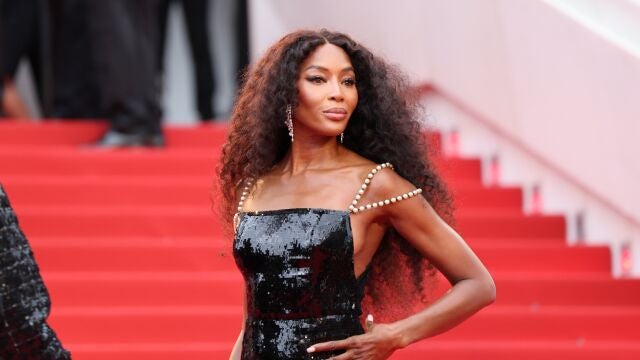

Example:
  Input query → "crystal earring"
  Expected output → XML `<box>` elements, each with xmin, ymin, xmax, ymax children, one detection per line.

<box><xmin>340</xmin><ymin>132</ymin><xmax>344</xmax><ymax>144</ymax></box>
<box><xmin>285</xmin><ymin>104</ymin><xmax>294</xmax><ymax>142</ymax></box>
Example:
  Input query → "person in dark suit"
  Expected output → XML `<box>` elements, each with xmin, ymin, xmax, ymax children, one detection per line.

<box><xmin>158</xmin><ymin>0</ymin><xmax>215</xmax><ymax>121</ymax></box>
<box><xmin>0</xmin><ymin>185</ymin><xmax>71</xmax><ymax>359</ymax></box>
<box><xmin>89</xmin><ymin>0</ymin><xmax>164</xmax><ymax>147</ymax></box>
<box><xmin>0</xmin><ymin>0</ymin><xmax>47</xmax><ymax>119</ymax></box>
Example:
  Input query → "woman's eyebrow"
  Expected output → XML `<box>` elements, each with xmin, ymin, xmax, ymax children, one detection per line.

<box><xmin>304</xmin><ymin>65</ymin><xmax>355</xmax><ymax>73</ymax></box>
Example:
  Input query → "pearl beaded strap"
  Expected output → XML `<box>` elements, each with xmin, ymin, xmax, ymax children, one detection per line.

<box><xmin>237</xmin><ymin>180</ymin><xmax>253</xmax><ymax>213</ymax></box>
<box><xmin>234</xmin><ymin>179</ymin><xmax>253</xmax><ymax>231</ymax></box>
<box><xmin>348</xmin><ymin>162</ymin><xmax>423</xmax><ymax>214</ymax></box>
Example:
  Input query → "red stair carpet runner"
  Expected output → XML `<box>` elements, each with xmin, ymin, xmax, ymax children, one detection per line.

<box><xmin>1</xmin><ymin>121</ymin><xmax>639</xmax><ymax>359</ymax></box>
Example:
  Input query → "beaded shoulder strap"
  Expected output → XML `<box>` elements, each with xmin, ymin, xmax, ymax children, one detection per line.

<box><xmin>233</xmin><ymin>179</ymin><xmax>254</xmax><ymax>231</ymax></box>
<box><xmin>348</xmin><ymin>162</ymin><xmax>422</xmax><ymax>214</ymax></box>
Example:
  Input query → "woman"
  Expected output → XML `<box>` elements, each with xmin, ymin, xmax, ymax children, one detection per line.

<box><xmin>218</xmin><ymin>29</ymin><xmax>495</xmax><ymax>359</ymax></box>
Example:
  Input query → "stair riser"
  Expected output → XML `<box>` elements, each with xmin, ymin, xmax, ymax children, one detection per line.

<box><xmin>16</xmin><ymin>213</ymin><xmax>565</xmax><ymax>238</ymax></box>
<box><xmin>0</xmin><ymin>122</ymin><xmax>441</xmax><ymax>151</ymax></box>
<box><xmin>32</xmin><ymin>245</ymin><xmax>610</xmax><ymax>273</ymax></box>
<box><xmin>44</xmin><ymin>276</ymin><xmax>640</xmax><ymax>307</ymax></box>
<box><xmin>62</xmin><ymin>347</ymin><xmax>640</xmax><ymax>360</ymax></box>
<box><xmin>0</xmin><ymin>122</ymin><xmax>226</xmax><ymax>148</ymax></box>
<box><xmin>0</xmin><ymin>153</ymin><xmax>475</xmax><ymax>179</ymax></box>
<box><xmin>3</xmin><ymin>182</ymin><xmax>520</xmax><ymax>209</ymax></box>
<box><xmin>47</xmin><ymin>311</ymin><xmax>640</xmax><ymax>343</ymax></box>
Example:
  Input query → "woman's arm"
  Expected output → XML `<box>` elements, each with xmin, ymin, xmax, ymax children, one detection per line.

<box><xmin>229</xmin><ymin>330</ymin><xmax>244</xmax><ymax>360</ymax></box>
<box><xmin>308</xmin><ymin>170</ymin><xmax>495</xmax><ymax>357</ymax></box>
<box><xmin>385</xmin><ymin>190</ymin><xmax>496</xmax><ymax>347</ymax></box>
<box><xmin>229</xmin><ymin>278</ymin><xmax>248</xmax><ymax>359</ymax></box>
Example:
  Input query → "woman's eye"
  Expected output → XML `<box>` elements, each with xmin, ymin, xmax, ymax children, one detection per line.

<box><xmin>343</xmin><ymin>78</ymin><xmax>356</xmax><ymax>86</ymax></box>
<box><xmin>307</xmin><ymin>76</ymin><xmax>325</xmax><ymax>84</ymax></box>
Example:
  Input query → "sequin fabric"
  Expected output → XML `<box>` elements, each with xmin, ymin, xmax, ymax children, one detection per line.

<box><xmin>233</xmin><ymin>208</ymin><xmax>369</xmax><ymax>359</ymax></box>
<box><xmin>0</xmin><ymin>185</ymin><xmax>71</xmax><ymax>359</ymax></box>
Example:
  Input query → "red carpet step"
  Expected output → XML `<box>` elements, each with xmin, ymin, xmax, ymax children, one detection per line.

<box><xmin>31</xmin><ymin>238</ymin><xmax>609</xmax><ymax>273</ymax></box>
<box><xmin>42</xmin><ymin>271</ymin><xmax>640</xmax><ymax>308</ymax></box>
<box><xmin>13</xmin><ymin>205</ymin><xmax>566</xmax><ymax>238</ymax></box>
<box><xmin>64</xmin><ymin>340</ymin><xmax>640</xmax><ymax>360</ymax></box>
<box><xmin>0</xmin><ymin>148</ymin><xmax>472</xmax><ymax>179</ymax></box>
<box><xmin>47</xmin><ymin>305</ymin><xmax>640</xmax><ymax>343</ymax></box>
<box><xmin>0</xmin><ymin>121</ymin><xmax>442</xmax><ymax>151</ymax></box>
<box><xmin>3</xmin><ymin>175</ymin><xmax>522</xmax><ymax>209</ymax></box>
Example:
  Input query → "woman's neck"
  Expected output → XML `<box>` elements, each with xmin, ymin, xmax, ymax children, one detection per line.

<box><xmin>281</xmin><ymin>131</ymin><xmax>342</xmax><ymax>175</ymax></box>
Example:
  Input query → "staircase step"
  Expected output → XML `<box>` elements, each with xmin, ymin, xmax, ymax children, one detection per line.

<box><xmin>452</xmin><ymin>185</ymin><xmax>522</xmax><ymax>209</ymax></box>
<box><xmin>14</xmin><ymin>206</ymin><xmax>565</xmax><ymax>238</ymax></box>
<box><xmin>473</xmin><ymin>244</ymin><xmax>611</xmax><ymax>273</ymax></box>
<box><xmin>0</xmin><ymin>148</ymin><xmax>478</xmax><ymax>180</ymax></box>
<box><xmin>63</xmin><ymin>340</ymin><xmax>640</xmax><ymax>360</ymax></box>
<box><xmin>42</xmin><ymin>271</ymin><xmax>640</xmax><ymax>307</ymax></box>
<box><xmin>30</xmin><ymin>235</ymin><xmax>570</xmax><ymax>247</ymax></box>
<box><xmin>465</xmin><ymin>236</ymin><xmax>567</xmax><ymax>245</ymax></box>
<box><xmin>0</xmin><ymin>121</ymin><xmax>227</xmax><ymax>148</ymax></box>
<box><xmin>0</xmin><ymin>121</ymin><xmax>443</xmax><ymax>152</ymax></box>
<box><xmin>438</xmin><ymin>305</ymin><xmax>640</xmax><ymax>341</ymax></box>
<box><xmin>32</xmin><ymin>240</ymin><xmax>609</xmax><ymax>273</ymax></box>
<box><xmin>47</xmin><ymin>305</ymin><xmax>640</xmax><ymax>343</ymax></box>
<box><xmin>0</xmin><ymin>148</ymin><xmax>221</xmax><ymax>177</ymax></box>
<box><xmin>399</xmin><ymin>339</ymin><xmax>640</xmax><ymax>360</ymax></box>
<box><xmin>2</xmin><ymin>176</ymin><xmax>517</xmax><ymax>209</ymax></box>
<box><xmin>455</xmin><ymin>212</ymin><xmax>565</xmax><ymax>238</ymax></box>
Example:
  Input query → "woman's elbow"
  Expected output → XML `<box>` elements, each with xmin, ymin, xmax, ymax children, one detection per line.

<box><xmin>481</xmin><ymin>274</ymin><xmax>496</xmax><ymax>306</ymax></box>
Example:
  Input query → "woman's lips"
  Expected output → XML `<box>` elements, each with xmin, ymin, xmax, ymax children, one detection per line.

<box><xmin>322</xmin><ymin>108</ymin><xmax>348</xmax><ymax>121</ymax></box>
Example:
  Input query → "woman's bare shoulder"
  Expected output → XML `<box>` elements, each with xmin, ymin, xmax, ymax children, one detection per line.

<box><xmin>350</xmin><ymin>159</ymin><xmax>418</xmax><ymax>203</ymax></box>
<box><xmin>338</xmin><ymin>148</ymin><xmax>380</xmax><ymax>173</ymax></box>
<box><xmin>334</xmin><ymin>151</ymin><xmax>417</xmax><ymax>203</ymax></box>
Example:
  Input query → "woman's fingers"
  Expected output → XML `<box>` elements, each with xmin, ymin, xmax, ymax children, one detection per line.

<box><xmin>308</xmin><ymin>316</ymin><xmax>376</xmax><ymax>357</ymax></box>
<box><xmin>365</xmin><ymin>314</ymin><xmax>374</xmax><ymax>332</ymax></box>
<box><xmin>328</xmin><ymin>349</ymin><xmax>357</xmax><ymax>360</ymax></box>
<box><xmin>307</xmin><ymin>337</ymin><xmax>353</xmax><ymax>353</ymax></box>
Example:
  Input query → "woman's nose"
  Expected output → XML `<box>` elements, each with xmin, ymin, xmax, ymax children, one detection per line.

<box><xmin>328</xmin><ymin>80</ymin><xmax>344</xmax><ymax>101</ymax></box>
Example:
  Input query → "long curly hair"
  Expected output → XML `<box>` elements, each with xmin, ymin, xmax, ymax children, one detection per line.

<box><xmin>217</xmin><ymin>29</ymin><xmax>454</xmax><ymax>321</ymax></box>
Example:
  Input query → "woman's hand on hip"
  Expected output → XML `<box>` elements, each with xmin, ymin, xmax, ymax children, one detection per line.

<box><xmin>306</xmin><ymin>319</ymin><xmax>404</xmax><ymax>360</ymax></box>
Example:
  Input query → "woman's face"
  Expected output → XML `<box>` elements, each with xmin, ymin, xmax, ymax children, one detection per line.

<box><xmin>294</xmin><ymin>43</ymin><xmax>358</xmax><ymax>138</ymax></box>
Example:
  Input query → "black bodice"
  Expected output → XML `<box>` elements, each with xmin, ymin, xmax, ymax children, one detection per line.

<box><xmin>233</xmin><ymin>208</ymin><xmax>368</xmax><ymax>359</ymax></box>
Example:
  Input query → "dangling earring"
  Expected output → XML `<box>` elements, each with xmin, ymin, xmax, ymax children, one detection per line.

<box><xmin>285</xmin><ymin>104</ymin><xmax>294</xmax><ymax>142</ymax></box>
<box><xmin>340</xmin><ymin>132</ymin><xmax>344</xmax><ymax>144</ymax></box>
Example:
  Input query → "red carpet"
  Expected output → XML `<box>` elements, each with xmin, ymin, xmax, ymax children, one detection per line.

<box><xmin>1</xmin><ymin>121</ymin><xmax>638</xmax><ymax>359</ymax></box>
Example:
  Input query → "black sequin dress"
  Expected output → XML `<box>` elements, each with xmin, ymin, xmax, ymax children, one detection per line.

<box><xmin>233</xmin><ymin>208</ymin><xmax>369</xmax><ymax>359</ymax></box>
<box><xmin>232</xmin><ymin>163</ymin><xmax>421</xmax><ymax>359</ymax></box>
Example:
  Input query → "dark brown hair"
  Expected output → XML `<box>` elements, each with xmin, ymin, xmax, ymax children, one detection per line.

<box><xmin>217</xmin><ymin>29</ymin><xmax>453</xmax><ymax>321</ymax></box>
